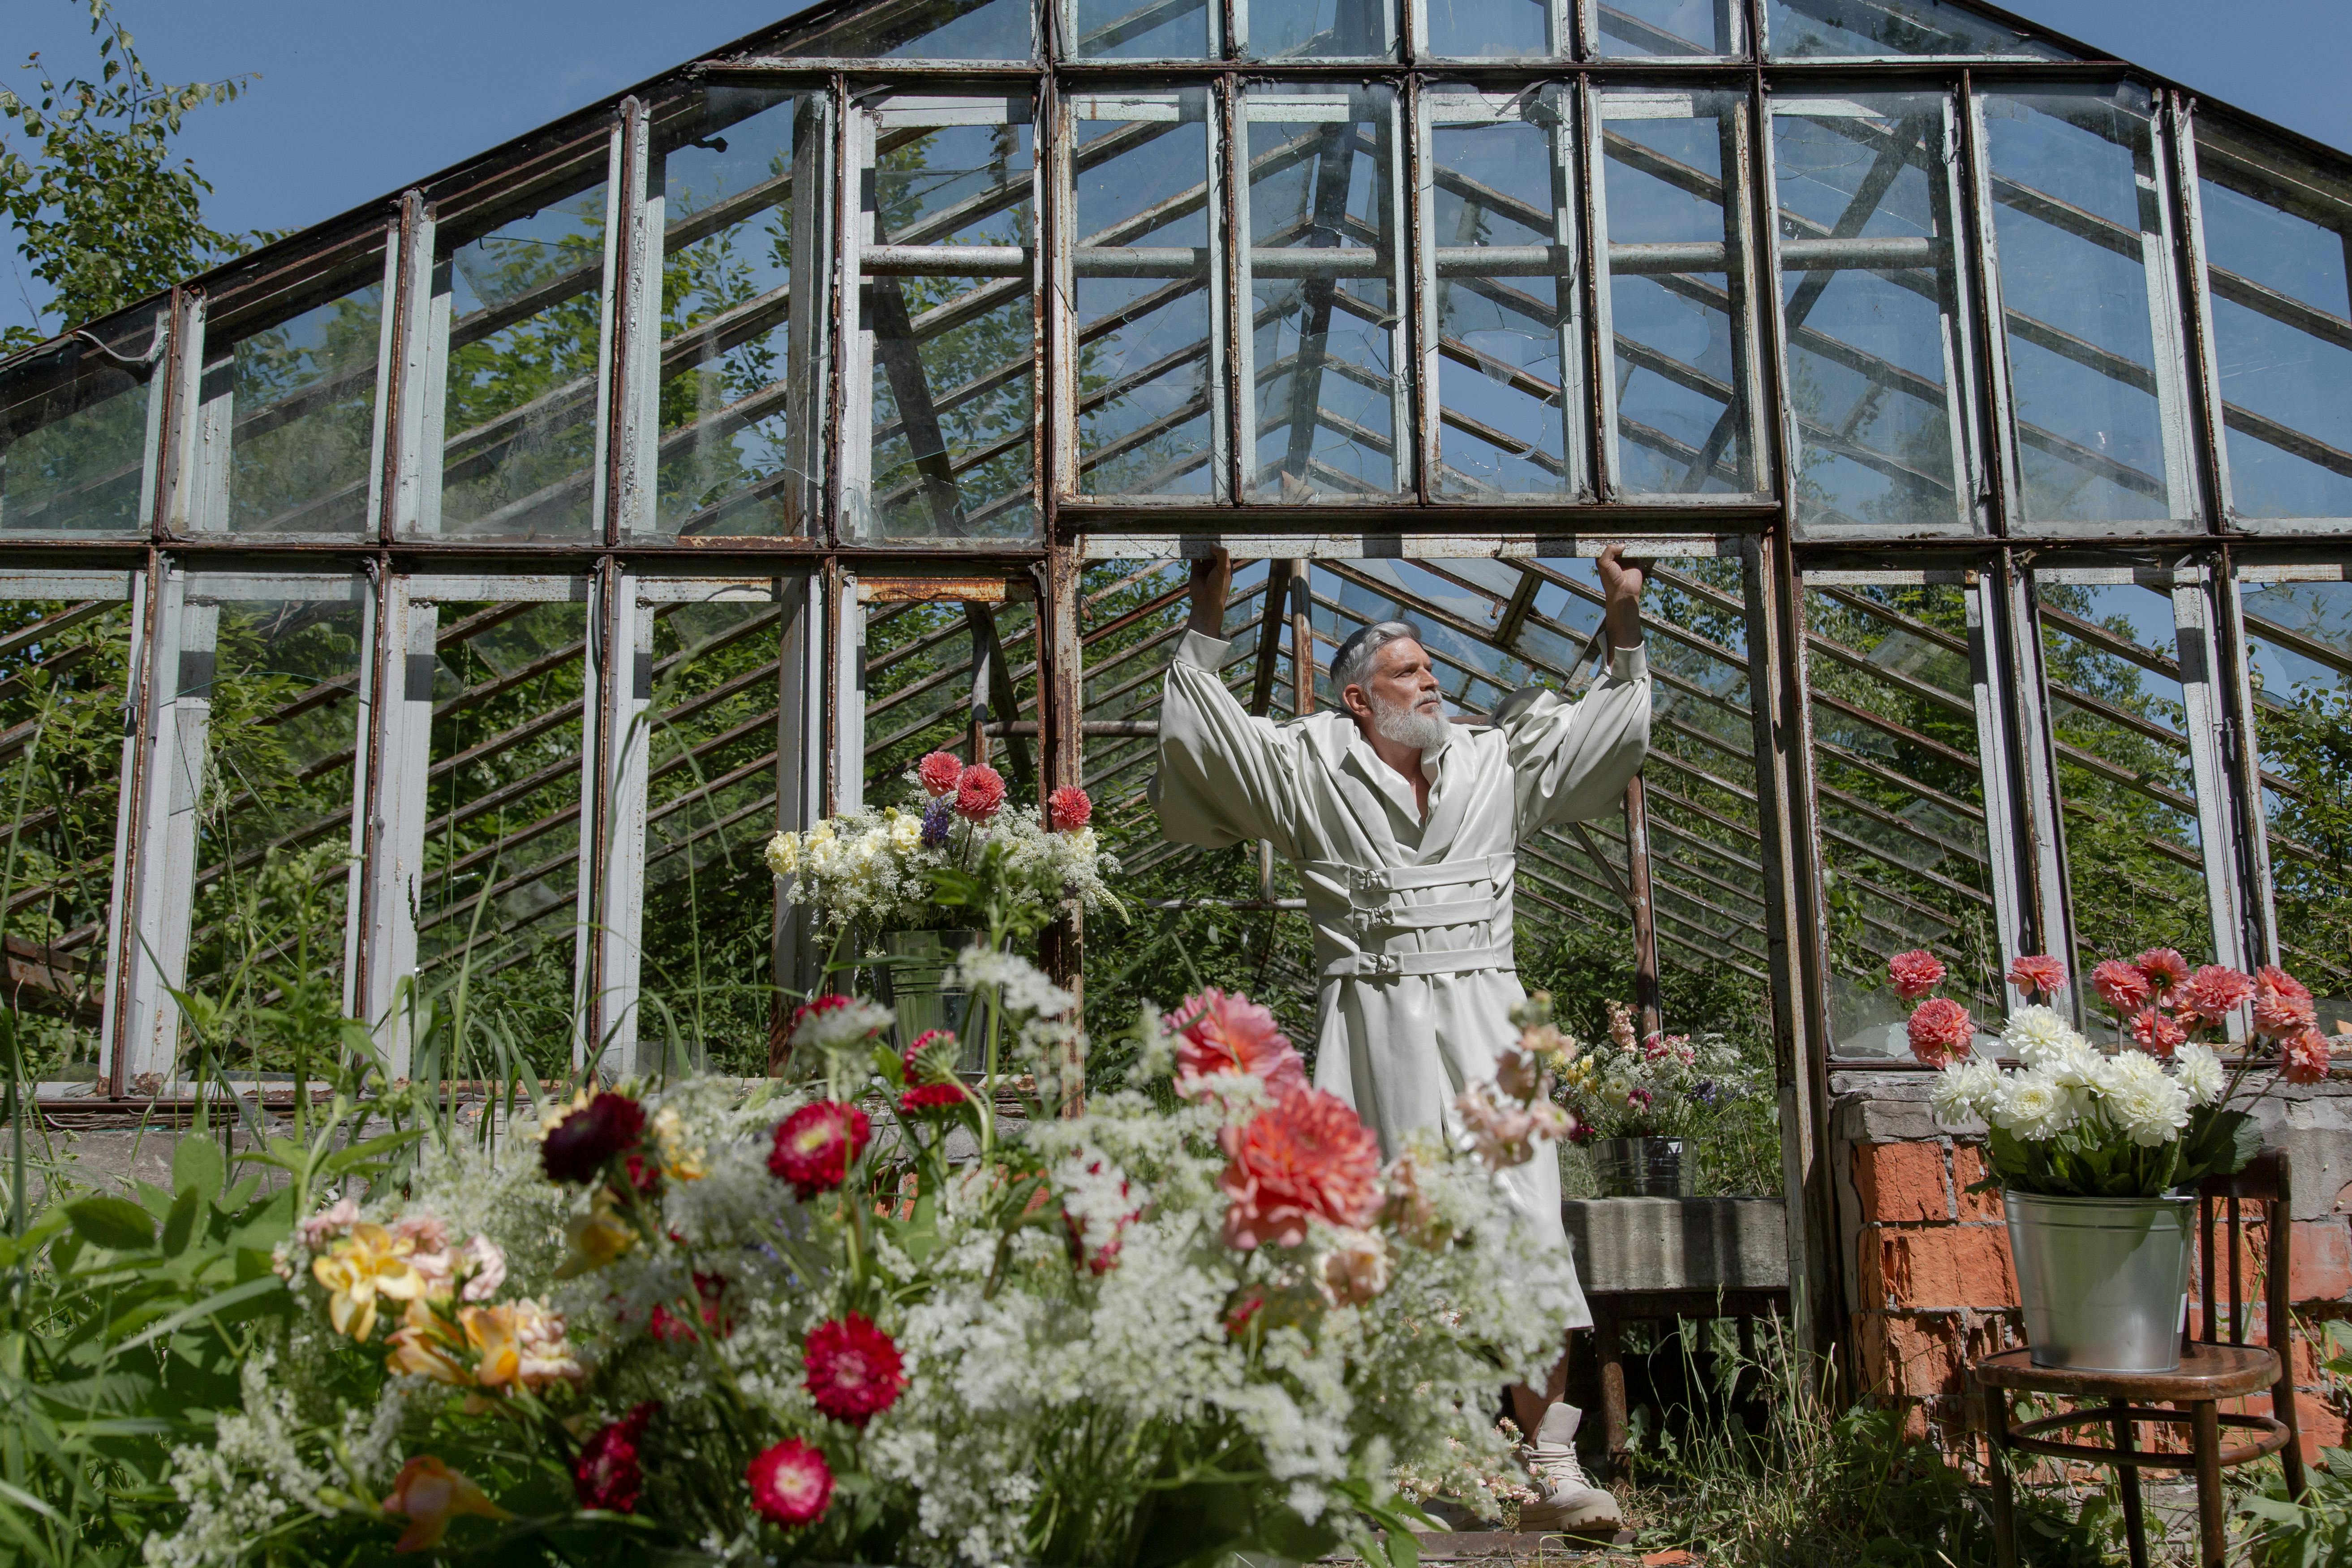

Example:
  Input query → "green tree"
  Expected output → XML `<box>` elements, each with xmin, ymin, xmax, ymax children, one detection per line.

<box><xmin>1</xmin><ymin>0</ymin><xmax>254</xmax><ymax>352</ymax></box>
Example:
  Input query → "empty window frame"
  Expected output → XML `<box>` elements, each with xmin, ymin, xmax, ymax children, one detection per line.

<box><xmin>1591</xmin><ymin>90</ymin><xmax>1767</xmax><ymax>499</ymax></box>
<box><xmin>642</xmin><ymin>86</ymin><xmax>831</xmax><ymax>539</ymax></box>
<box><xmin>1061</xmin><ymin>89</ymin><xmax>1225</xmax><ymax>500</ymax></box>
<box><xmin>0</xmin><ymin>305</ymin><xmax>166</xmax><ymax>538</ymax></box>
<box><xmin>1419</xmin><ymin>86</ymin><xmax>1592</xmax><ymax>501</ymax></box>
<box><xmin>843</xmin><ymin>95</ymin><xmax>1040</xmax><ymax>542</ymax></box>
<box><xmin>1763</xmin><ymin>0</ymin><xmax>2074</xmax><ymax>60</ymax></box>
<box><xmin>858</xmin><ymin>578</ymin><xmax>1040</xmax><ymax>814</ymax></box>
<box><xmin>1769</xmin><ymin>92</ymin><xmax>1982</xmax><ymax>537</ymax></box>
<box><xmin>1239</xmin><ymin>85</ymin><xmax>1409</xmax><ymax>501</ymax></box>
<box><xmin>1976</xmin><ymin>84</ymin><xmax>2202</xmax><ymax>530</ymax></box>
<box><xmin>2189</xmin><ymin>117</ymin><xmax>2352</xmax><ymax>527</ymax></box>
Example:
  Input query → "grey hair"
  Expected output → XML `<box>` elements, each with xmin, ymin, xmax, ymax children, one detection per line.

<box><xmin>1330</xmin><ymin>620</ymin><xmax>1423</xmax><ymax>693</ymax></box>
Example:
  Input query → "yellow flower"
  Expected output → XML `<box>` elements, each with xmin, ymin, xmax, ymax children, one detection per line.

<box><xmin>385</xmin><ymin>1299</ymin><xmax>470</xmax><ymax>1386</ymax></box>
<box><xmin>382</xmin><ymin>1456</ymin><xmax>508</xmax><ymax>1552</ymax></box>
<box><xmin>559</xmin><ymin>1194</ymin><xmax>638</xmax><ymax>1275</ymax></box>
<box><xmin>651</xmin><ymin>1106</ymin><xmax>706</xmax><ymax>1182</ymax></box>
<box><xmin>311</xmin><ymin>1223</ymin><xmax>425</xmax><ymax>1340</ymax></box>
<box><xmin>461</xmin><ymin>1298</ymin><xmax>581</xmax><ymax>1392</ymax></box>
<box><xmin>765</xmin><ymin>830</ymin><xmax>800</xmax><ymax>876</ymax></box>
<box><xmin>889</xmin><ymin>813</ymin><xmax>922</xmax><ymax>853</ymax></box>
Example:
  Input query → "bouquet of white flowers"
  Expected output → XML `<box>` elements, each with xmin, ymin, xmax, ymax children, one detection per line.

<box><xmin>767</xmin><ymin>751</ymin><xmax>1119</xmax><ymax>937</ymax></box>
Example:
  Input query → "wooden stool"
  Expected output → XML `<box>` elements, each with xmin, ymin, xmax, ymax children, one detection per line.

<box><xmin>1974</xmin><ymin>1153</ymin><xmax>2308</xmax><ymax>1568</ymax></box>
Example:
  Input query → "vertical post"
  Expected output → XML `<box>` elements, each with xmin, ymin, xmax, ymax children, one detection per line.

<box><xmin>384</xmin><ymin>191</ymin><xmax>434</xmax><ymax>541</ymax></box>
<box><xmin>357</xmin><ymin>576</ymin><xmax>435</xmax><ymax>1075</ymax></box>
<box><xmin>1625</xmin><ymin>774</ymin><xmax>1662</xmax><ymax>1041</ymax></box>
<box><xmin>1289</xmin><ymin>558</ymin><xmax>1314</xmax><ymax>714</ymax></box>
<box><xmin>594</xmin><ymin>576</ymin><xmax>651</xmax><ymax>1077</ymax></box>
<box><xmin>99</xmin><ymin>554</ymin><xmax>159</xmax><ymax>1098</ymax></box>
<box><xmin>772</xmin><ymin>571</ymin><xmax>826</xmax><ymax>1071</ymax></box>
<box><xmin>121</xmin><ymin>578</ymin><xmax>205</xmax><ymax>1087</ymax></box>
<box><xmin>1038</xmin><ymin>549</ymin><xmax>1085</xmax><ymax>1110</ymax></box>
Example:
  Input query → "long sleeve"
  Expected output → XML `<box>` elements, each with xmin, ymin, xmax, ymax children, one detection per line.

<box><xmin>1497</xmin><ymin>642</ymin><xmax>1653</xmax><ymax>838</ymax></box>
<box><xmin>1148</xmin><ymin>630</ymin><xmax>1300</xmax><ymax>853</ymax></box>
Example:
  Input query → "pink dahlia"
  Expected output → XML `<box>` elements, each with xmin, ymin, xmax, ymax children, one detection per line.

<box><xmin>916</xmin><ymin>750</ymin><xmax>965</xmax><ymax>799</ymax></box>
<box><xmin>1906</xmin><ymin>997</ymin><xmax>1974</xmax><ymax>1068</ymax></box>
<box><xmin>1888</xmin><ymin>949</ymin><xmax>1948</xmax><ymax>1002</ymax></box>
<box><xmin>2008</xmin><ymin>954</ymin><xmax>2067</xmax><ymax>999</ymax></box>
<box><xmin>1218</xmin><ymin>1089</ymin><xmax>1384</xmax><ymax>1250</ymax></box>
<box><xmin>574</xmin><ymin>1402</ymin><xmax>658</xmax><ymax>1513</ymax></box>
<box><xmin>1047</xmin><ymin>785</ymin><xmax>1093</xmax><ymax>832</ymax></box>
<box><xmin>2133</xmin><ymin>947</ymin><xmax>2191</xmax><ymax>1004</ymax></box>
<box><xmin>2282</xmin><ymin>1027</ymin><xmax>2334</xmax><ymax>1086</ymax></box>
<box><xmin>803</xmin><ymin>1314</ymin><xmax>906</xmax><ymax>1426</ymax></box>
<box><xmin>2091</xmin><ymin>959</ymin><xmax>2154</xmax><ymax>1014</ymax></box>
<box><xmin>2253</xmin><ymin>965</ymin><xmax>2318</xmax><ymax>1040</ymax></box>
<box><xmin>2176</xmin><ymin>964</ymin><xmax>2254</xmax><ymax>1024</ymax></box>
<box><xmin>955</xmin><ymin>763</ymin><xmax>1006</xmax><ymax>823</ymax></box>
<box><xmin>1172</xmin><ymin>988</ymin><xmax>1308</xmax><ymax>1101</ymax></box>
<box><xmin>2128</xmin><ymin>1007</ymin><xmax>2188</xmax><ymax>1059</ymax></box>
<box><xmin>746</xmin><ymin>1439</ymin><xmax>833</xmax><ymax>1527</ymax></box>
<box><xmin>767</xmin><ymin>1101</ymin><xmax>871</xmax><ymax>1199</ymax></box>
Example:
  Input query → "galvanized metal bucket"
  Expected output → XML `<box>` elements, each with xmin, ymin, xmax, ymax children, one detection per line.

<box><xmin>880</xmin><ymin>928</ymin><xmax>982</xmax><ymax>1072</ymax></box>
<box><xmin>1590</xmin><ymin>1136</ymin><xmax>1695</xmax><ymax>1197</ymax></box>
<box><xmin>2006</xmin><ymin>1190</ymin><xmax>2193</xmax><ymax>1373</ymax></box>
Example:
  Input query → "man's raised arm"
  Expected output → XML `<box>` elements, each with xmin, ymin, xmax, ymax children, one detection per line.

<box><xmin>1148</xmin><ymin>549</ymin><xmax>1301</xmax><ymax>853</ymax></box>
<box><xmin>1500</xmin><ymin>544</ymin><xmax>1655</xmax><ymax>835</ymax></box>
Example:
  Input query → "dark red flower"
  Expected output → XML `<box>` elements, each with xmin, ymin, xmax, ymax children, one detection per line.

<box><xmin>803</xmin><ymin>1313</ymin><xmax>906</xmax><ymax>1426</ymax></box>
<box><xmin>574</xmin><ymin>1402</ymin><xmax>658</xmax><ymax>1513</ymax></box>
<box><xmin>542</xmin><ymin>1092</ymin><xmax>648</xmax><ymax>1185</ymax></box>
<box><xmin>899</xmin><ymin>1083</ymin><xmax>965</xmax><ymax>1114</ymax></box>
<box><xmin>1047</xmin><ymin>786</ymin><xmax>1093</xmax><ymax>832</ymax></box>
<box><xmin>955</xmin><ymin>763</ymin><xmax>1007</xmax><ymax>823</ymax></box>
<box><xmin>623</xmin><ymin>1151</ymin><xmax>662</xmax><ymax>1196</ymax></box>
<box><xmin>1223</xmin><ymin>1287</ymin><xmax>1266</xmax><ymax>1341</ymax></box>
<box><xmin>768</xmin><ymin>1101</ymin><xmax>871</xmax><ymax>1199</ymax></box>
<box><xmin>746</xmin><ymin>1439</ymin><xmax>833</xmax><ymax>1527</ymax></box>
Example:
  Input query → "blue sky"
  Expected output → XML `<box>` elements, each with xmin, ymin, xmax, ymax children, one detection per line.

<box><xmin>4</xmin><ymin>0</ymin><xmax>2349</xmax><ymax>339</ymax></box>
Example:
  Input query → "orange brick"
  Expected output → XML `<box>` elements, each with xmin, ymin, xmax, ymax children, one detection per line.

<box><xmin>2296</xmin><ymin>1392</ymin><xmax>2347</xmax><ymax>1461</ymax></box>
<box><xmin>2292</xmin><ymin>1220</ymin><xmax>2352</xmax><ymax>1302</ymax></box>
<box><xmin>1856</xmin><ymin>1224</ymin><xmax>1887</xmax><ymax>1306</ymax></box>
<box><xmin>1855</xmin><ymin>1142</ymin><xmax>1951</xmax><ymax>1224</ymax></box>
<box><xmin>1881</xmin><ymin>1313</ymin><xmax>1967</xmax><ymax>1399</ymax></box>
<box><xmin>1951</xmin><ymin>1146</ymin><xmax>2004</xmax><ymax>1221</ymax></box>
<box><xmin>1883</xmin><ymin>1225</ymin><xmax>2017</xmax><ymax>1309</ymax></box>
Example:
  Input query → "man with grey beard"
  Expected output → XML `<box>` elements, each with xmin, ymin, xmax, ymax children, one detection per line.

<box><xmin>1150</xmin><ymin>547</ymin><xmax>1652</xmax><ymax>1533</ymax></box>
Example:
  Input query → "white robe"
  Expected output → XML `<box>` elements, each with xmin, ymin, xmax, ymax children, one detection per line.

<box><xmin>1150</xmin><ymin>629</ymin><xmax>1653</xmax><ymax>1324</ymax></box>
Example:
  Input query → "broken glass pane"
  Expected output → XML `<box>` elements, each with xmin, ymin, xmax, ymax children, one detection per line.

<box><xmin>1766</xmin><ymin>0</ymin><xmax>2073</xmax><ymax>59</ymax></box>
<box><xmin>1069</xmin><ymin>90</ymin><xmax>1220</xmax><ymax>498</ymax></box>
<box><xmin>2237</xmin><ymin>572</ymin><xmax>2352</xmax><ymax>1015</ymax></box>
<box><xmin>1772</xmin><ymin>94</ymin><xmax>1975</xmax><ymax>534</ymax></box>
<box><xmin>1242</xmin><ymin>85</ymin><xmax>1406</xmax><ymax>499</ymax></box>
<box><xmin>1592</xmin><ymin>0</ymin><xmax>1743</xmax><ymax>57</ymax></box>
<box><xmin>1805</xmin><ymin>578</ymin><xmax>2002</xmax><ymax>1058</ymax></box>
<box><xmin>2194</xmin><ymin>120</ymin><xmax>2352</xmax><ymax>523</ymax></box>
<box><xmin>427</xmin><ymin>154</ymin><xmax>611</xmax><ymax>539</ymax></box>
<box><xmin>652</xmin><ymin>88</ymin><xmax>826</xmax><ymax>538</ymax></box>
<box><xmin>782</xmin><ymin>0</ymin><xmax>1035</xmax><ymax>58</ymax></box>
<box><xmin>1982</xmin><ymin>86</ymin><xmax>2197</xmax><ymax>527</ymax></box>
<box><xmin>0</xmin><ymin>308</ymin><xmax>161</xmax><ymax>537</ymax></box>
<box><xmin>1425</xmin><ymin>87</ymin><xmax>1588</xmax><ymax>499</ymax></box>
<box><xmin>1596</xmin><ymin>92</ymin><xmax>1760</xmax><ymax>496</ymax></box>
<box><xmin>213</xmin><ymin>265</ymin><xmax>385</xmax><ymax>535</ymax></box>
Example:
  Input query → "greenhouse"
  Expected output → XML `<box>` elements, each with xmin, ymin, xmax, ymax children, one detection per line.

<box><xmin>4</xmin><ymin>0</ymin><xmax>2352</xmax><ymax>1507</ymax></box>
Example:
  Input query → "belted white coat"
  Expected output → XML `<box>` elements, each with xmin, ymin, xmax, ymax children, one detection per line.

<box><xmin>1150</xmin><ymin>628</ymin><xmax>1652</xmax><ymax>1317</ymax></box>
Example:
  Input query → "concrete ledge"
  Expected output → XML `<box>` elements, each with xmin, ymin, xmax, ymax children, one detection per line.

<box><xmin>1564</xmin><ymin>1196</ymin><xmax>1789</xmax><ymax>1294</ymax></box>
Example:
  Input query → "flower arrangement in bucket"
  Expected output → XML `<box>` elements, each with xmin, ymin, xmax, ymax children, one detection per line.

<box><xmin>153</xmin><ymin>946</ymin><xmax>1590</xmax><ymax>1566</ymax></box>
<box><xmin>1550</xmin><ymin>999</ymin><xmax>1758</xmax><ymax>1196</ymax></box>
<box><xmin>1898</xmin><ymin>946</ymin><xmax>2334</xmax><ymax>1371</ymax></box>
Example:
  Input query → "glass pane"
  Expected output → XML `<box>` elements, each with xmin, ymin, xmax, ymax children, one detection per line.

<box><xmin>1243</xmin><ymin>0</ymin><xmax>1397</xmax><ymax>60</ymax></box>
<box><xmin>856</xmin><ymin>108</ymin><xmax>1036</xmax><ymax>540</ymax></box>
<box><xmin>178</xmin><ymin>580</ymin><xmax>368</xmax><ymax>1058</ymax></box>
<box><xmin>1773</xmin><ymin>95</ymin><xmax>1973</xmax><ymax>534</ymax></box>
<box><xmin>1243</xmin><ymin>85</ymin><xmax>1405</xmax><ymax>499</ymax></box>
<box><xmin>1424</xmin><ymin>0</ymin><xmax>1564</xmax><ymax>56</ymax></box>
<box><xmin>1766</xmin><ymin>0</ymin><xmax>2072</xmax><ymax>58</ymax></box>
<box><xmin>0</xmin><ymin>593</ymin><xmax>136</xmax><ymax>1078</ymax></box>
<box><xmin>1071</xmin><ymin>91</ymin><xmax>1219</xmax><ymax>498</ymax></box>
<box><xmin>862</xmin><ymin>590</ymin><xmax>1037</xmax><ymax>811</ymax></box>
<box><xmin>1805</xmin><ymin>580</ymin><xmax>2001</xmax><ymax>1058</ymax></box>
<box><xmin>2036</xmin><ymin>578</ymin><xmax>2215</xmax><ymax>971</ymax></box>
<box><xmin>1427</xmin><ymin>89</ymin><xmax>1587</xmax><ymax>499</ymax></box>
<box><xmin>1598</xmin><ymin>93</ymin><xmax>1759</xmax><ymax>495</ymax></box>
<box><xmin>213</xmin><ymin>267</ymin><xmax>385</xmax><ymax>535</ymax></box>
<box><xmin>1069</xmin><ymin>0</ymin><xmax>1214</xmax><ymax>59</ymax></box>
<box><xmin>1982</xmin><ymin>86</ymin><xmax>2193</xmax><ymax>526</ymax></box>
<box><xmin>429</xmin><ymin>157</ymin><xmax>610</xmax><ymax>539</ymax></box>
<box><xmin>654</xmin><ymin>88</ymin><xmax>825</xmax><ymax>538</ymax></box>
<box><xmin>2238</xmin><ymin>575</ymin><xmax>2352</xmax><ymax>1015</ymax></box>
<box><xmin>1594</xmin><ymin>0</ymin><xmax>1742</xmax><ymax>57</ymax></box>
<box><xmin>640</xmin><ymin>596</ymin><xmax>787</xmax><ymax>1071</ymax></box>
<box><xmin>2195</xmin><ymin>123</ymin><xmax>2352</xmax><ymax>522</ymax></box>
<box><xmin>0</xmin><ymin>309</ymin><xmax>159</xmax><ymax>537</ymax></box>
<box><xmin>782</xmin><ymin>0</ymin><xmax>1034</xmax><ymax>58</ymax></box>
<box><xmin>414</xmin><ymin>597</ymin><xmax>590</xmax><ymax>1076</ymax></box>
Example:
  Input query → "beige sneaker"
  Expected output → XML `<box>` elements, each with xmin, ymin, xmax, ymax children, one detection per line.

<box><xmin>1516</xmin><ymin>1403</ymin><xmax>1621</xmax><ymax>1533</ymax></box>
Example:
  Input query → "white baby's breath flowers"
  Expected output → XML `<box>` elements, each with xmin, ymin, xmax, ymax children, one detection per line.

<box><xmin>2096</xmin><ymin>1049</ymin><xmax>2193</xmax><ymax>1147</ymax></box>
<box><xmin>1930</xmin><ymin>1057</ymin><xmax>2002</xmax><ymax>1123</ymax></box>
<box><xmin>2003</xmin><ymin>1005</ymin><xmax>2088</xmax><ymax>1070</ymax></box>
<box><xmin>2174</xmin><ymin>1040</ymin><xmax>2226</xmax><ymax>1108</ymax></box>
<box><xmin>1988</xmin><ymin>1070</ymin><xmax>2080</xmax><ymax>1142</ymax></box>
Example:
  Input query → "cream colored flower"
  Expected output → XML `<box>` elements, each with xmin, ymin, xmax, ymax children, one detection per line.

<box><xmin>1316</xmin><ymin>1226</ymin><xmax>1394</xmax><ymax>1306</ymax></box>
<box><xmin>2174</xmin><ymin>1041</ymin><xmax>2226</xmax><ymax>1108</ymax></box>
<box><xmin>652</xmin><ymin>1104</ymin><xmax>707</xmax><ymax>1182</ymax></box>
<box><xmin>765</xmin><ymin>830</ymin><xmax>800</xmax><ymax>877</ymax></box>
<box><xmin>1987</xmin><ymin>1071</ymin><xmax>2077</xmax><ymax>1143</ymax></box>
<box><xmin>311</xmin><ymin>1223</ymin><xmax>426</xmax><ymax>1340</ymax></box>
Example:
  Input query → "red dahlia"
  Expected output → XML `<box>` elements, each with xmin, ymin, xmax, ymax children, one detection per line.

<box><xmin>574</xmin><ymin>1402</ymin><xmax>659</xmax><ymax>1513</ymax></box>
<box><xmin>803</xmin><ymin>1313</ymin><xmax>907</xmax><ymax>1426</ymax></box>
<box><xmin>746</xmin><ymin>1439</ymin><xmax>833</xmax><ymax>1527</ymax></box>
<box><xmin>768</xmin><ymin>1101</ymin><xmax>872</xmax><ymax>1199</ymax></box>
<box><xmin>542</xmin><ymin>1092</ymin><xmax>648</xmax><ymax>1185</ymax></box>
<box><xmin>1218</xmin><ymin>1088</ymin><xmax>1384</xmax><ymax>1250</ymax></box>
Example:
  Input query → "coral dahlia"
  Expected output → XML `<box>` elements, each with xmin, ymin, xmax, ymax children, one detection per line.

<box><xmin>746</xmin><ymin>1439</ymin><xmax>833</xmax><ymax>1527</ymax></box>
<box><xmin>2091</xmin><ymin>959</ymin><xmax>2154</xmax><ymax>1014</ymax></box>
<box><xmin>2176</xmin><ymin>964</ymin><xmax>2254</xmax><ymax>1024</ymax></box>
<box><xmin>541</xmin><ymin>1092</ymin><xmax>648</xmax><ymax>1185</ymax></box>
<box><xmin>2282</xmin><ymin>1026</ymin><xmax>2334</xmax><ymax>1086</ymax></box>
<box><xmin>1906</xmin><ymin>997</ymin><xmax>1974</xmax><ymax>1067</ymax></box>
<box><xmin>803</xmin><ymin>1313</ymin><xmax>907</xmax><ymax>1426</ymax></box>
<box><xmin>955</xmin><ymin>763</ymin><xmax>1007</xmax><ymax>822</ymax></box>
<box><xmin>2253</xmin><ymin>964</ymin><xmax>2318</xmax><ymax>1040</ymax></box>
<box><xmin>2132</xmin><ymin>947</ymin><xmax>2191</xmax><ymax>1002</ymax></box>
<box><xmin>768</xmin><ymin>1101</ymin><xmax>872</xmax><ymax>1199</ymax></box>
<box><xmin>1219</xmin><ymin>1089</ymin><xmax>1384</xmax><ymax>1250</ymax></box>
<box><xmin>574</xmin><ymin>1402</ymin><xmax>659</xmax><ymax>1513</ymax></box>
<box><xmin>1888</xmin><ymin>949</ymin><xmax>1947</xmax><ymax>1002</ymax></box>
<box><xmin>2128</xmin><ymin>1007</ymin><xmax>2187</xmax><ymax>1059</ymax></box>
<box><xmin>2007</xmin><ymin>954</ymin><xmax>2066</xmax><ymax>999</ymax></box>
<box><xmin>1171</xmin><ymin>988</ymin><xmax>1308</xmax><ymax>1101</ymax></box>
<box><xmin>1047</xmin><ymin>785</ymin><xmax>1093</xmax><ymax>832</ymax></box>
<box><xmin>916</xmin><ymin>750</ymin><xmax>965</xmax><ymax>798</ymax></box>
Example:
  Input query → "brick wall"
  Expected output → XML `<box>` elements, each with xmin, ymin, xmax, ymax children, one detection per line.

<box><xmin>1832</xmin><ymin>1071</ymin><xmax>2352</xmax><ymax>1457</ymax></box>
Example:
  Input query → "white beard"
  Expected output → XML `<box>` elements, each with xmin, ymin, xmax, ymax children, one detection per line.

<box><xmin>1370</xmin><ymin>692</ymin><xmax>1449</xmax><ymax>752</ymax></box>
